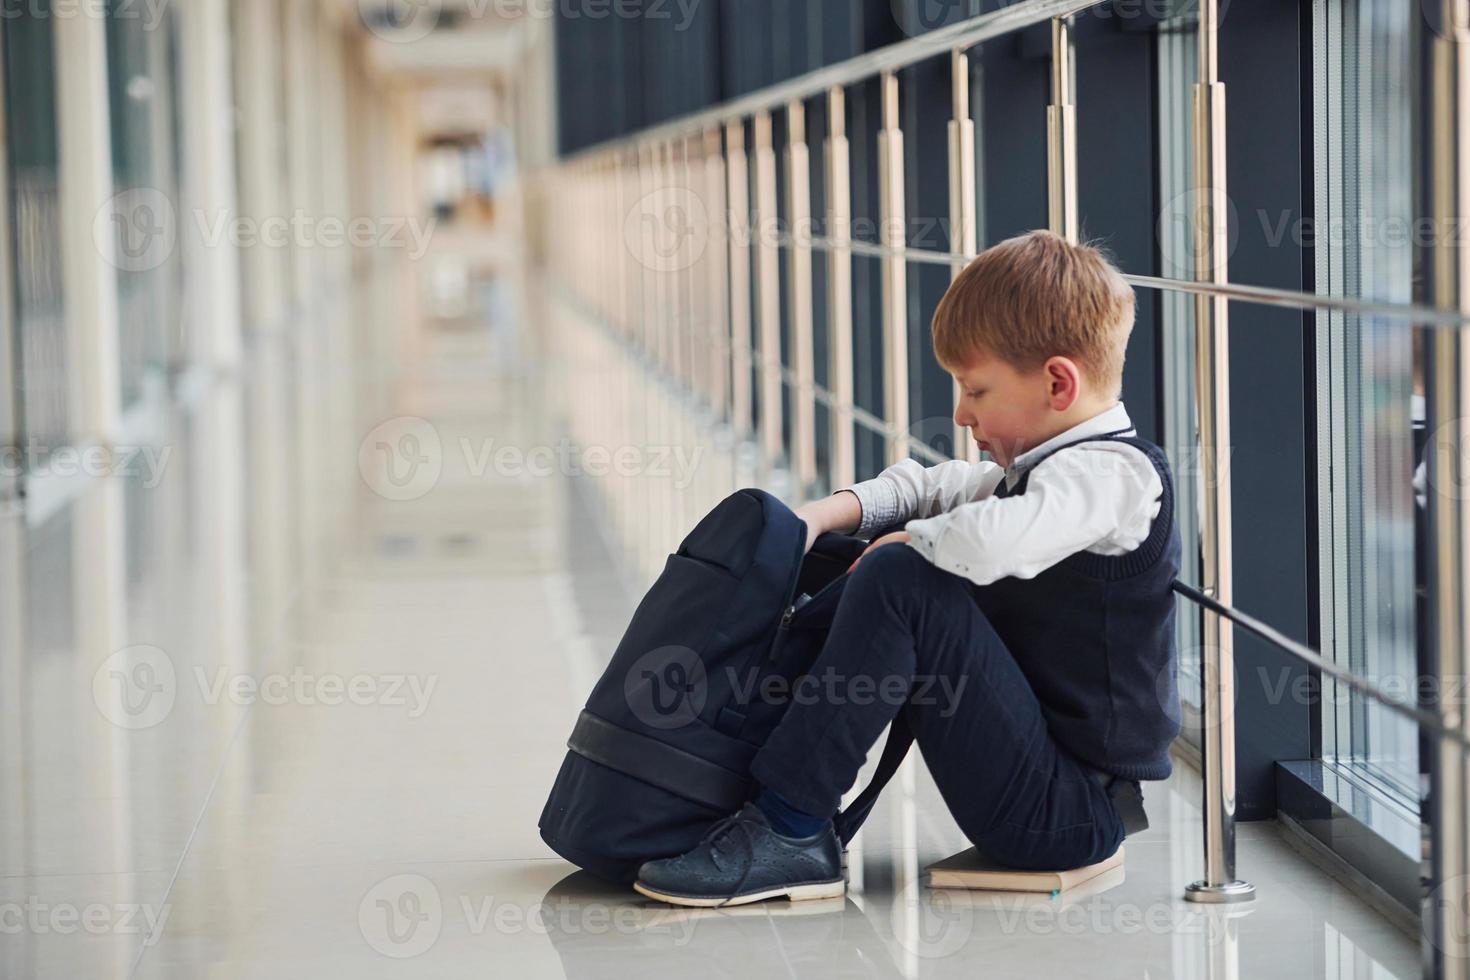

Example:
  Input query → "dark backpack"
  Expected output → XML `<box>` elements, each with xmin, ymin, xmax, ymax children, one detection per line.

<box><xmin>537</xmin><ymin>487</ymin><xmax>915</xmax><ymax>884</ymax></box>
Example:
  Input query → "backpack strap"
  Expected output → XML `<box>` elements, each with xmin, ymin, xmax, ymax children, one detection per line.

<box><xmin>832</xmin><ymin>712</ymin><xmax>915</xmax><ymax>845</ymax></box>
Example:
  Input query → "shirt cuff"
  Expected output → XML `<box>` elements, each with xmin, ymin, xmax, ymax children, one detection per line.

<box><xmin>839</xmin><ymin>478</ymin><xmax>904</xmax><ymax>538</ymax></box>
<box><xmin>902</xmin><ymin>514</ymin><xmax>949</xmax><ymax>563</ymax></box>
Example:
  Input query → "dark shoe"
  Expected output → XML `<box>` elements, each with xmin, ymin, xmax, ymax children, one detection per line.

<box><xmin>633</xmin><ymin>802</ymin><xmax>845</xmax><ymax>907</ymax></box>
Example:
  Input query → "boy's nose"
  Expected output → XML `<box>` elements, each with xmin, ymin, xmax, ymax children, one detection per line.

<box><xmin>953</xmin><ymin>404</ymin><xmax>973</xmax><ymax>427</ymax></box>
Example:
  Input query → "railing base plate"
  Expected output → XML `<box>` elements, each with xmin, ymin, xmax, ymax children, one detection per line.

<box><xmin>1184</xmin><ymin>879</ymin><xmax>1256</xmax><ymax>903</ymax></box>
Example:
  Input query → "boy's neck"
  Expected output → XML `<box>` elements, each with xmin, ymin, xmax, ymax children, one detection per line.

<box><xmin>1011</xmin><ymin>393</ymin><xmax>1123</xmax><ymax>467</ymax></box>
<box><xmin>1033</xmin><ymin>396</ymin><xmax>1119</xmax><ymax>447</ymax></box>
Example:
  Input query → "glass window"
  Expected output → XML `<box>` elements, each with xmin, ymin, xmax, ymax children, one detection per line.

<box><xmin>1311</xmin><ymin>0</ymin><xmax>1420</xmax><ymax>805</ymax></box>
<box><xmin>1155</xmin><ymin>9</ymin><xmax>1204</xmax><ymax>720</ymax></box>
<box><xmin>3</xmin><ymin>0</ymin><xmax>68</xmax><ymax>451</ymax></box>
<box><xmin>105</xmin><ymin>0</ymin><xmax>184</xmax><ymax>410</ymax></box>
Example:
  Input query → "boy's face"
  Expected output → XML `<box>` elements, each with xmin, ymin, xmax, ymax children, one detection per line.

<box><xmin>949</xmin><ymin>347</ymin><xmax>1074</xmax><ymax>469</ymax></box>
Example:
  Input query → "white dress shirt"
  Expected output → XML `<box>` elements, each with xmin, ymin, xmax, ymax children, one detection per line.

<box><xmin>836</xmin><ymin>402</ymin><xmax>1164</xmax><ymax>586</ymax></box>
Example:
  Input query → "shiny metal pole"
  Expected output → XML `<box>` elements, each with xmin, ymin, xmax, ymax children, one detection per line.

<box><xmin>753</xmin><ymin>110</ymin><xmax>784</xmax><ymax>477</ymax></box>
<box><xmin>1046</xmin><ymin>15</ymin><xmax>1078</xmax><ymax>243</ymax></box>
<box><xmin>825</xmin><ymin>86</ymin><xmax>857</xmax><ymax>489</ymax></box>
<box><xmin>1185</xmin><ymin>0</ymin><xmax>1254</xmax><ymax>905</ymax></box>
<box><xmin>948</xmin><ymin>49</ymin><xmax>980</xmax><ymax>465</ymax></box>
<box><xmin>878</xmin><ymin>71</ymin><xmax>909</xmax><ymax>465</ymax></box>
<box><xmin>1423</xmin><ymin>3</ymin><xmax>1470</xmax><ymax>976</ymax></box>
<box><xmin>786</xmin><ymin>100</ymin><xmax>818</xmax><ymax>496</ymax></box>
<box><xmin>725</xmin><ymin>121</ymin><xmax>753</xmax><ymax>442</ymax></box>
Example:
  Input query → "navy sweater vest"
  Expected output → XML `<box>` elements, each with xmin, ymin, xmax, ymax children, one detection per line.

<box><xmin>970</xmin><ymin>432</ymin><xmax>1182</xmax><ymax>781</ymax></box>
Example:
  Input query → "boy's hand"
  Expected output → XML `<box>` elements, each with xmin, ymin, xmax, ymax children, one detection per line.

<box><xmin>847</xmin><ymin>531</ymin><xmax>911</xmax><ymax>573</ymax></box>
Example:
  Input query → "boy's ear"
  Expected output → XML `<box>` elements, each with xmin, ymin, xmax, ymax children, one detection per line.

<box><xmin>1044</xmin><ymin>356</ymin><xmax>1082</xmax><ymax>412</ymax></box>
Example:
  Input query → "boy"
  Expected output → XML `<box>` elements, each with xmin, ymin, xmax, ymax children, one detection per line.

<box><xmin>634</xmin><ymin>229</ymin><xmax>1180</xmax><ymax>908</ymax></box>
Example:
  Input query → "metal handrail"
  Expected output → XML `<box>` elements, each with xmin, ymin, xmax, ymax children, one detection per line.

<box><xmin>1172</xmin><ymin>580</ymin><xmax>1470</xmax><ymax>755</ymax></box>
<box><xmin>789</xmin><ymin>235</ymin><xmax>1470</xmax><ymax>330</ymax></box>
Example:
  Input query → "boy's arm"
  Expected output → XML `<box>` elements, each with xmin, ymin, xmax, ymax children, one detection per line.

<box><xmin>901</xmin><ymin>446</ymin><xmax>1163</xmax><ymax>585</ymax></box>
<box><xmin>795</xmin><ymin>456</ymin><xmax>1002</xmax><ymax>551</ymax></box>
<box><xmin>824</xmin><ymin>457</ymin><xmax>1002</xmax><ymax>539</ymax></box>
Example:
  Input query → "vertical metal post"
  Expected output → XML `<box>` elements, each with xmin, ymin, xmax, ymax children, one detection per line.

<box><xmin>0</xmin><ymin>35</ymin><xmax>18</xmax><ymax>507</ymax></box>
<box><xmin>1423</xmin><ymin>3</ymin><xmax>1470</xmax><ymax>975</ymax></box>
<box><xmin>753</xmin><ymin>110</ymin><xmax>783</xmax><ymax>478</ymax></box>
<box><xmin>1185</xmin><ymin>0</ymin><xmax>1254</xmax><ymax>905</ymax></box>
<box><xmin>878</xmin><ymin>71</ymin><xmax>909</xmax><ymax>465</ymax></box>
<box><xmin>786</xmin><ymin>100</ymin><xmax>817</xmax><ymax>495</ymax></box>
<box><xmin>704</xmin><ymin>127</ymin><xmax>730</xmax><ymax>427</ymax></box>
<box><xmin>948</xmin><ymin>48</ymin><xmax>980</xmax><ymax>465</ymax></box>
<box><xmin>826</xmin><ymin>86</ymin><xmax>857</xmax><ymax>490</ymax></box>
<box><xmin>1047</xmin><ymin>16</ymin><xmax>1078</xmax><ymax>243</ymax></box>
<box><xmin>725</xmin><ymin>120</ymin><xmax>753</xmax><ymax>442</ymax></box>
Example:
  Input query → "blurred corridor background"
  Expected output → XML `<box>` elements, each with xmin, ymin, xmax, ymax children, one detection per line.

<box><xmin>1</xmin><ymin>0</ymin><xmax>1468</xmax><ymax>977</ymax></box>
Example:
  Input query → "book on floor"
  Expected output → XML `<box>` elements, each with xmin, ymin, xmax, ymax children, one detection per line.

<box><xmin>924</xmin><ymin>845</ymin><xmax>1125</xmax><ymax>892</ymax></box>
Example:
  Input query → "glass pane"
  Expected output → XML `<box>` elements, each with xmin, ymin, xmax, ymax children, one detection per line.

<box><xmin>106</xmin><ymin>0</ymin><xmax>183</xmax><ymax>409</ymax></box>
<box><xmin>1155</xmin><ymin>10</ymin><xmax>1204</xmax><ymax>713</ymax></box>
<box><xmin>1312</xmin><ymin>0</ymin><xmax>1419</xmax><ymax>802</ymax></box>
<box><xmin>3</xmin><ymin>0</ymin><xmax>68</xmax><ymax>450</ymax></box>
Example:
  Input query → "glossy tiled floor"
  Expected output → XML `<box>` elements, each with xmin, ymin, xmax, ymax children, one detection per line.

<box><xmin>0</xmin><ymin>324</ymin><xmax>1424</xmax><ymax>979</ymax></box>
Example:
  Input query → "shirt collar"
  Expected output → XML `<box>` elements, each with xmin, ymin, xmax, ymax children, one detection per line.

<box><xmin>1003</xmin><ymin>401</ymin><xmax>1136</xmax><ymax>491</ymax></box>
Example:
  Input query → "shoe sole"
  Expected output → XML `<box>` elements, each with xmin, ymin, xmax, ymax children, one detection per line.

<box><xmin>632</xmin><ymin>877</ymin><xmax>846</xmax><ymax>908</ymax></box>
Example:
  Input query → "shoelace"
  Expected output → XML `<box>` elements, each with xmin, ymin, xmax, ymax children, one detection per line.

<box><xmin>701</xmin><ymin>808</ymin><xmax>763</xmax><ymax>907</ymax></box>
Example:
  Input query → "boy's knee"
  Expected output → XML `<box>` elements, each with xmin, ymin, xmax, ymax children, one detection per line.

<box><xmin>852</xmin><ymin>539</ymin><xmax>928</xmax><ymax>580</ymax></box>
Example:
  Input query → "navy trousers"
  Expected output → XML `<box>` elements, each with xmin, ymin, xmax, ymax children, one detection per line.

<box><xmin>747</xmin><ymin>540</ymin><xmax>1125</xmax><ymax>871</ymax></box>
